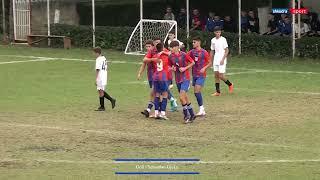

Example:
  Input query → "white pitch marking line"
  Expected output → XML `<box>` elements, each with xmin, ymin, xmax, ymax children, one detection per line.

<box><xmin>237</xmin><ymin>88</ymin><xmax>320</xmax><ymax>96</ymax></box>
<box><xmin>1</xmin><ymin>54</ymin><xmax>319</xmax><ymax>74</ymax></box>
<box><xmin>1</xmin><ymin>158</ymin><xmax>320</xmax><ymax>164</ymax></box>
<box><xmin>228</xmin><ymin>68</ymin><xmax>320</xmax><ymax>75</ymax></box>
<box><xmin>0</xmin><ymin>58</ymin><xmax>53</xmax><ymax>65</ymax></box>
<box><xmin>0</xmin><ymin>122</ymin><xmax>310</xmax><ymax>150</ymax></box>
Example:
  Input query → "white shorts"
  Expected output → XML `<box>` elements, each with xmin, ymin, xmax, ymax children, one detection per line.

<box><xmin>96</xmin><ymin>80</ymin><xmax>107</xmax><ymax>91</ymax></box>
<box><xmin>97</xmin><ymin>83</ymin><xmax>106</xmax><ymax>91</ymax></box>
<box><xmin>213</xmin><ymin>64</ymin><xmax>226</xmax><ymax>73</ymax></box>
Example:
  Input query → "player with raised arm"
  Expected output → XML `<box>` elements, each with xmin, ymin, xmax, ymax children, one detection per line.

<box><xmin>188</xmin><ymin>36</ymin><xmax>211</xmax><ymax>116</ymax></box>
<box><xmin>167</xmin><ymin>31</ymin><xmax>185</xmax><ymax>51</ymax></box>
<box><xmin>93</xmin><ymin>47</ymin><xmax>116</xmax><ymax>111</ymax></box>
<box><xmin>210</xmin><ymin>27</ymin><xmax>234</xmax><ymax>96</ymax></box>
<box><xmin>168</xmin><ymin>41</ymin><xmax>196</xmax><ymax>124</ymax></box>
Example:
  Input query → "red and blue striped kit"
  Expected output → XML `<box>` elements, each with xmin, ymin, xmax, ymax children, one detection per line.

<box><xmin>188</xmin><ymin>48</ymin><xmax>210</xmax><ymax>78</ymax></box>
<box><xmin>169</xmin><ymin>52</ymin><xmax>194</xmax><ymax>83</ymax></box>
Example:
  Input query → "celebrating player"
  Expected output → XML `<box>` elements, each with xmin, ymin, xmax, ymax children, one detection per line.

<box><xmin>210</xmin><ymin>27</ymin><xmax>234</xmax><ymax>96</ymax></box>
<box><xmin>169</xmin><ymin>41</ymin><xmax>196</xmax><ymax>124</ymax></box>
<box><xmin>93</xmin><ymin>47</ymin><xmax>116</xmax><ymax>111</ymax></box>
<box><xmin>167</xmin><ymin>31</ymin><xmax>185</xmax><ymax>51</ymax></box>
<box><xmin>152</xmin><ymin>42</ymin><xmax>170</xmax><ymax>119</ymax></box>
<box><xmin>187</xmin><ymin>36</ymin><xmax>211</xmax><ymax>116</ymax></box>
<box><xmin>138</xmin><ymin>40</ymin><xmax>156</xmax><ymax>117</ymax></box>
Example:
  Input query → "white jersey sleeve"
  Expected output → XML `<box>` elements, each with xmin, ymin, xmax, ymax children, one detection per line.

<box><xmin>222</xmin><ymin>37</ymin><xmax>228</xmax><ymax>49</ymax></box>
<box><xmin>210</xmin><ymin>38</ymin><xmax>215</xmax><ymax>51</ymax></box>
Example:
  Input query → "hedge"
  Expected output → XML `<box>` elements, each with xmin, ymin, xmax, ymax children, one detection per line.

<box><xmin>51</xmin><ymin>24</ymin><xmax>320</xmax><ymax>59</ymax></box>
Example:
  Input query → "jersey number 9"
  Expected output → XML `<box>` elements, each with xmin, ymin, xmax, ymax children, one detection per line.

<box><xmin>157</xmin><ymin>60</ymin><xmax>163</xmax><ymax>72</ymax></box>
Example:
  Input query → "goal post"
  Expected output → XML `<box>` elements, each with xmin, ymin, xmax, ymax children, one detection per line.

<box><xmin>125</xmin><ymin>19</ymin><xmax>177</xmax><ymax>55</ymax></box>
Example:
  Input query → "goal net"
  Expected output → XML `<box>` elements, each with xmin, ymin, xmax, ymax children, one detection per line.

<box><xmin>125</xmin><ymin>19</ymin><xmax>177</xmax><ymax>55</ymax></box>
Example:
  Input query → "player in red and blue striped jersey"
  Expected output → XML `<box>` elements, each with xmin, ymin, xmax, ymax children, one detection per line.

<box><xmin>151</xmin><ymin>42</ymin><xmax>170</xmax><ymax>119</ymax></box>
<box><xmin>187</xmin><ymin>36</ymin><xmax>211</xmax><ymax>117</ymax></box>
<box><xmin>138</xmin><ymin>40</ymin><xmax>157</xmax><ymax>118</ymax></box>
<box><xmin>168</xmin><ymin>41</ymin><xmax>196</xmax><ymax>124</ymax></box>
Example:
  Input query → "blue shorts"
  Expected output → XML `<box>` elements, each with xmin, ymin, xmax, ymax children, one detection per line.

<box><xmin>153</xmin><ymin>81</ymin><xmax>169</xmax><ymax>93</ymax></box>
<box><xmin>177</xmin><ymin>81</ymin><xmax>190</xmax><ymax>93</ymax></box>
<box><xmin>148</xmin><ymin>80</ymin><xmax>153</xmax><ymax>88</ymax></box>
<box><xmin>192</xmin><ymin>77</ymin><xmax>206</xmax><ymax>87</ymax></box>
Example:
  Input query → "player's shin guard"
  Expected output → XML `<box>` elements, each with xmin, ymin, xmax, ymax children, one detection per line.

<box><xmin>154</xmin><ymin>97</ymin><xmax>160</xmax><ymax>113</ymax></box>
<box><xmin>215</xmin><ymin>83</ymin><xmax>221</xmax><ymax>93</ymax></box>
<box><xmin>194</xmin><ymin>93</ymin><xmax>203</xmax><ymax>107</ymax></box>
<box><xmin>187</xmin><ymin>103</ymin><xmax>195</xmax><ymax>117</ymax></box>
<box><xmin>160</xmin><ymin>98</ymin><xmax>167</xmax><ymax>113</ymax></box>
<box><xmin>99</xmin><ymin>96</ymin><xmax>104</xmax><ymax>108</ymax></box>
<box><xmin>223</xmin><ymin>80</ymin><xmax>232</xmax><ymax>86</ymax></box>
<box><xmin>182</xmin><ymin>104</ymin><xmax>188</xmax><ymax>118</ymax></box>
<box><xmin>146</xmin><ymin>101</ymin><xmax>154</xmax><ymax>112</ymax></box>
<box><xmin>104</xmin><ymin>91</ymin><xmax>113</xmax><ymax>102</ymax></box>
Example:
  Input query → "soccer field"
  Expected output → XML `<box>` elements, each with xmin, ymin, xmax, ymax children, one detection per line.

<box><xmin>0</xmin><ymin>45</ymin><xmax>320</xmax><ymax>180</ymax></box>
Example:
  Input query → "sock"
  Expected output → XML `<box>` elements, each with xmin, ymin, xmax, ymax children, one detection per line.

<box><xmin>146</xmin><ymin>101</ymin><xmax>154</xmax><ymax>112</ymax></box>
<box><xmin>199</xmin><ymin>105</ymin><xmax>204</xmax><ymax>111</ymax></box>
<box><xmin>104</xmin><ymin>91</ymin><xmax>113</xmax><ymax>102</ymax></box>
<box><xmin>160</xmin><ymin>98</ymin><xmax>167</xmax><ymax>112</ymax></box>
<box><xmin>194</xmin><ymin>93</ymin><xmax>203</xmax><ymax>107</ymax></box>
<box><xmin>215</xmin><ymin>83</ymin><xmax>220</xmax><ymax>93</ymax></box>
<box><xmin>168</xmin><ymin>90</ymin><xmax>173</xmax><ymax>100</ymax></box>
<box><xmin>223</xmin><ymin>80</ymin><xmax>232</xmax><ymax>86</ymax></box>
<box><xmin>187</xmin><ymin>103</ymin><xmax>195</xmax><ymax>117</ymax></box>
<box><xmin>182</xmin><ymin>104</ymin><xmax>188</xmax><ymax>118</ymax></box>
<box><xmin>159</xmin><ymin>101</ymin><xmax>162</xmax><ymax>110</ymax></box>
<box><xmin>99</xmin><ymin>97</ymin><xmax>104</xmax><ymax>108</ymax></box>
<box><xmin>154</xmin><ymin>97</ymin><xmax>160</xmax><ymax>112</ymax></box>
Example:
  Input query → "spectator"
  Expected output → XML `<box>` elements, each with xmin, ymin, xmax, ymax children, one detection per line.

<box><xmin>164</xmin><ymin>6</ymin><xmax>175</xmax><ymax>20</ymax></box>
<box><xmin>191</xmin><ymin>9</ymin><xmax>203</xmax><ymax>31</ymax></box>
<box><xmin>294</xmin><ymin>19</ymin><xmax>310</xmax><ymax>37</ymax></box>
<box><xmin>308</xmin><ymin>12</ymin><xmax>320</xmax><ymax>36</ymax></box>
<box><xmin>277</xmin><ymin>13</ymin><xmax>287</xmax><ymax>26</ymax></box>
<box><xmin>206</xmin><ymin>12</ymin><xmax>215</xmax><ymax>32</ymax></box>
<box><xmin>248</xmin><ymin>10</ymin><xmax>259</xmax><ymax>34</ymax></box>
<box><xmin>278</xmin><ymin>16</ymin><xmax>292</xmax><ymax>36</ymax></box>
<box><xmin>223</xmin><ymin>16</ymin><xmax>236</xmax><ymax>33</ymax></box>
<box><xmin>177</xmin><ymin>8</ymin><xmax>187</xmax><ymax>29</ymax></box>
<box><xmin>241</xmin><ymin>11</ymin><xmax>249</xmax><ymax>33</ymax></box>
<box><xmin>264</xmin><ymin>13</ymin><xmax>278</xmax><ymax>35</ymax></box>
<box><xmin>213</xmin><ymin>16</ymin><xmax>224</xmax><ymax>29</ymax></box>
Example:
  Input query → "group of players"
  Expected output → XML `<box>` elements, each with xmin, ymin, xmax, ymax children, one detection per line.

<box><xmin>137</xmin><ymin>27</ymin><xmax>234</xmax><ymax>124</ymax></box>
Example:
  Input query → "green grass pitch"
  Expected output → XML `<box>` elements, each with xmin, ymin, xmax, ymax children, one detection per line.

<box><xmin>0</xmin><ymin>45</ymin><xmax>320</xmax><ymax>180</ymax></box>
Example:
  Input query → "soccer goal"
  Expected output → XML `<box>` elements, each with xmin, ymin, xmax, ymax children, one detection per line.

<box><xmin>125</xmin><ymin>19</ymin><xmax>177</xmax><ymax>55</ymax></box>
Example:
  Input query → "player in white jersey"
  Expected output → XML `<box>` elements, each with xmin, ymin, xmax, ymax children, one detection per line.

<box><xmin>93</xmin><ymin>47</ymin><xmax>116</xmax><ymax>111</ymax></box>
<box><xmin>167</xmin><ymin>31</ymin><xmax>185</xmax><ymax>51</ymax></box>
<box><xmin>210</xmin><ymin>27</ymin><xmax>234</xmax><ymax>96</ymax></box>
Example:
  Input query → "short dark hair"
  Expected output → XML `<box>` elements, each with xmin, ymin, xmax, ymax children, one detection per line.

<box><xmin>156</xmin><ymin>42</ymin><xmax>164</xmax><ymax>52</ymax></box>
<box><xmin>192</xmin><ymin>36</ymin><xmax>201</xmax><ymax>42</ymax></box>
<box><xmin>169</xmin><ymin>40</ymin><xmax>180</xmax><ymax>48</ymax></box>
<box><xmin>214</xmin><ymin>26</ymin><xmax>222</xmax><ymax>32</ymax></box>
<box><xmin>145</xmin><ymin>40</ymin><xmax>154</xmax><ymax>46</ymax></box>
<box><xmin>93</xmin><ymin>47</ymin><xmax>102</xmax><ymax>54</ymax></box>
<box><xmin>153</xmin><ymin>37</ymin><xmax>161</xmax><ymax>41</ymax></box>
<box><xmin>169</xmin><ymin>31</ymin><xmax>175</xmax><ymax>35</ymax></box>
